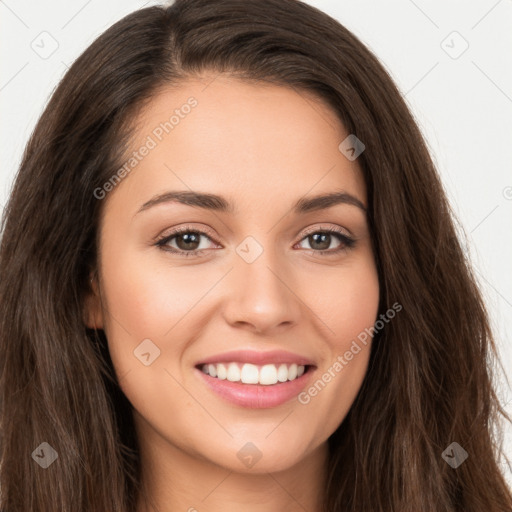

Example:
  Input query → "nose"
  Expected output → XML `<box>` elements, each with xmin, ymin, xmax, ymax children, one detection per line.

<box><xmin>221</xmin><ymin>245</ymin><xmax>302</xmax><ymax>335</ymax></box>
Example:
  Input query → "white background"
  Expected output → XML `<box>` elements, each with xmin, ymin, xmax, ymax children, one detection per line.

<box><xmin>1</xmin><ymin>0</ymin><xmax>511</xmax><ymax>485</ymax></box>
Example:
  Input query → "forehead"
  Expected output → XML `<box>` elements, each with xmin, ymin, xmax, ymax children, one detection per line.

<box><xmin>108</xmin><ymin>75</ymin><xmax>366</xmax><ymax>213</ymax></box>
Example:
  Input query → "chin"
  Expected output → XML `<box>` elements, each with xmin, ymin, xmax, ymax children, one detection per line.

<box><xmin>202</xmin><ymin>432</ymin><xmax>318</xmax><ymax>474</ymax></box>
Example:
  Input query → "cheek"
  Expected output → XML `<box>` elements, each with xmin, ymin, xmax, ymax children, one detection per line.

<box><xmin>310</xmin><ymin>254</ymin><xmax>380</xmax><ymax>347</ymax></box>
<box><xmin>97</xmin><ymin>245</ymin><xmax>208</xmax><ymax>433</ymax></box>
<box><xmin>329</xmin><ymin>257</ymin><xmax>379</xmax><ymax>377</ymax></box>
<box><xmin>97</xmin><ymin>239</ymin><xmax>205</xmax><ymax>378</ymax></box>
<box><xmin>297</xmin><ymin>257</ymin><xmax>379</xmax><ymax>433</ymax></box>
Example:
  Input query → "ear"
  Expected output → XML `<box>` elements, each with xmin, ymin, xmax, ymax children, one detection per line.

<box><xmin>83</xmin><ymin>274</ymin><xmax>104</xmax><ymax>329</ymax></box>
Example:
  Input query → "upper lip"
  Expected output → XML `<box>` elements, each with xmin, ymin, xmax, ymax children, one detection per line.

<box><xmin>195</xmin><ymin>349</ymin><xmax>316</xmax><ymax>367</ymax></box>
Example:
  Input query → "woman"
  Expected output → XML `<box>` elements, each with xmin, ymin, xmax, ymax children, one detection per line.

<box><xmin>1</xmin><ymin>0</ymin><xmax>511</xmax><ymax>510</ymax></box>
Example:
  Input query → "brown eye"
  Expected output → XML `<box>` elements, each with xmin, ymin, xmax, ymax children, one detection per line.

<box><xmin>173</xmin><ymin>231</ymin><xmax>202</xmax><ymax>251</ymax></box>
<box><xmin>156</xmin><ymin>228</ymin><xmax>218</xmax><ymax>257</ymax></box>
<box><xmin>297</xmin><ymin>229</ymin><xmax>355</xmax><ymax>254</ymax></box>
<box><xmin>305</xmin><ymin>232</ymin><xmax>334</xmax><ymax>251</ymax></box>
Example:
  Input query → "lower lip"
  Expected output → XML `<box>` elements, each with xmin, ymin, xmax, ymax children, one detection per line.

<box><xmin>195</xmin><ymin>367</ymin><xmax>314</xmax><ymax>409</ymax></box>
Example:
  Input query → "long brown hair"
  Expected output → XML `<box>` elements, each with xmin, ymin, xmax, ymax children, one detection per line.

<box><xmin>1</xmin><ymin>0</ymin><xmax>511</xmax><ymax>510</ymax></box>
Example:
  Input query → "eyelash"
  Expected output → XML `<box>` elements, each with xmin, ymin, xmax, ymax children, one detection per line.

<box><xmin>154</xmin><ymin>224</ymin><xmax>356</xmax><ymax>258</ymax></box>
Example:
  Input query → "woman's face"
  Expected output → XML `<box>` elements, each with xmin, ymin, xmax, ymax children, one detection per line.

<box><xmin>86</xmin><ymin>75</ymin><xmax>379</xmax><ymax>473</ymax></box>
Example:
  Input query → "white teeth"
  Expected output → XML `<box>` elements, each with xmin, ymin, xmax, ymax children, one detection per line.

<box><xmin>216</xmin><ymin>363</ymin><xmax>227</xmax><ymax>380</ymax></box>
<box><xmin>200</xmin><ymin>362</ymin><xmax>307</xmax><ymax>385</ymax></box>
<box><xmin>226</xmin><ymin>362</ymin><xmax>241</xmax><ymax>382</ymax></box>
<box><xmin>276</xmin><ymin>364</ymin><xmax>288</xmax><ymax>383</ymax></box>
<box><xmin>240</xmin><ymin>363</ymin><xmax>259</xmax><ymax>384</ymax></box>
<box><xmin>260</xmin><ymin>364</ymin><xmax>278</xmax><ymax>385</ymax></box>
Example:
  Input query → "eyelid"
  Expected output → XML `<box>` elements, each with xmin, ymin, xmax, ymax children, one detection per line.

<box><xmin>299</xmin><ymin>223</ymin><xmax>353</xmax><ymax>239</ymax></box>
<box><xmin>153</xmin><ymin>223</ymin><xmax>219</xmax><ymax>244</ymax></box>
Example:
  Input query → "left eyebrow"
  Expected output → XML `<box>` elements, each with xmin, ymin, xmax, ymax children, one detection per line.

<box><xmin>135</xmin><ymin>190</ymin><xmax>367</xmax><ymax>216</ymax></box>
<box><xmin>294</xmin><ymin>191</ymin><xmax>367</xmax><ymax>213</ymax></box>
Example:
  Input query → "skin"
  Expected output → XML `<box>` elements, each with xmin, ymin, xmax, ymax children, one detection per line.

<box><xmin>85</xmin><ymin>74</ymin><xmax>379</xmax><ymax>512</ymax></box>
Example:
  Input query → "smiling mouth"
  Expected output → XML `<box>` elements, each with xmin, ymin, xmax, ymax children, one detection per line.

<box><xmin>195</xmin><ymin>362</ymin><xmax>313</xmax><ymax>386</ymax></box>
